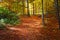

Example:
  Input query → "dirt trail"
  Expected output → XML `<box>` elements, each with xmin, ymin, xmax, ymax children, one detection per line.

<box><xmin>0</xmin><ymin>16</ymin><xmax>60</xmax><ymax>40</ymax></box>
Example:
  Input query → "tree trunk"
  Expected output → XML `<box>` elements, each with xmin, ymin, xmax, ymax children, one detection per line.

<box><xmin>26</xmin><ymin>0</ymin><xmax>30</xmax><ymax>16</ymax></box>
<box><xmin>22</xmin><ymin>0</ymin><xmax>25</xmax><ymax>15</ymax></box>
<box><xmin>42</xmin><ymin>0</ymin><xmax>45</xmax><ymax>26</ymax></box>
<box><xmin>54</xmin><ymin>0</ymin><xmax>60</xmax><ymax>29</ymax></box>
<box><xmin>33</xmin><ymin>0</ymin><xmax>35</xmax><ymax>15</ymax></box>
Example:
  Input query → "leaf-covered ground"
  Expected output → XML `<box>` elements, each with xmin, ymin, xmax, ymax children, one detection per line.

<box><xmin>0</xmin><ymin>15</ymin><xmax>60</xmax><ymax>40</ymax></box>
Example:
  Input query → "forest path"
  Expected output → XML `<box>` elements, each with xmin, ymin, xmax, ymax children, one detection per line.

<box><xmin>0</xmin><ymin>16</ymin><xmax>60</xmax><ymax>40</ymax></box>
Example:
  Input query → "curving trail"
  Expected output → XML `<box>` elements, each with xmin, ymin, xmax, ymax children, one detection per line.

<box><xmin>0</xmin><ymin>16</ymin><xmax>60</xmax><ymax>40</ymax></box>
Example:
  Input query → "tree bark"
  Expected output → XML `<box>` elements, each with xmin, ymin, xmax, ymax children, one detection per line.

<box><xmin>54</xmin><ymin>0</ymin><xmax>60</xmax><ymax>29</ymax></box>
<box><xmin>42</xmin><ymin>0</ymin><xmax>45</xmax><ymax>26</ymax></box>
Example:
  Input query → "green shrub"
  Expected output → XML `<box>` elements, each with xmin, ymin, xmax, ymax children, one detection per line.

<box><xmin>0</xmin><ymin>7</ymin><xmax>20</xmax><ymax>29</ymax></box>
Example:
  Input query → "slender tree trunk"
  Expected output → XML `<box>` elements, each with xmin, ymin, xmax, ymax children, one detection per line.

<box><xmin>26</xmin><ymin>0</ymin><xmax>30</xmax><ymax>16</ymax></box>
<box><xmin>46</xmin><ymin>0</ymin><xmax>49</xmax><ymax>21</ymax></box>
<box><xmin>46</xmin><ymin>1</ymin><xmax>48</xmax><ymax>16</ymax></box>
<box><xmin>33</xmin><ymin>0</ymin><xmax>35</xmax><ymax>15</ymax></box>
<box><xmin>54</xmin><ymin>0</ymin><xmax>60</xmax><ymax>29</ymax></box>
<box><xmin>42</xmin><ymin>0</ymin><xmax>45</xmax><ymax>26</ymax></box>
<box><xmin>22</xmin><ymin>0</ymin><xmax>24</xmax><ymax>15</ymax></box>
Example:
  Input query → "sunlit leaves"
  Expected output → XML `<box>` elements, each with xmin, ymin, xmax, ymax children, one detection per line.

<box><xmin>0</xmin><ymin>0</ymin><xmax>59</xmax><ymax>15</ymax></box>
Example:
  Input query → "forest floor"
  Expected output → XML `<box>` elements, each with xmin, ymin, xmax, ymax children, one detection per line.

<box><xmin>0</xmin><ymin>15</ymin><xmax>60</xmax><ymax>40</ymax></box>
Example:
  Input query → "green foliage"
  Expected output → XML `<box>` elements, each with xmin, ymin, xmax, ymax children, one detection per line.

<box><xmin>0</xmin><ymin>7</ymin><xmax>20</xmax><ymax>29</ymax></box>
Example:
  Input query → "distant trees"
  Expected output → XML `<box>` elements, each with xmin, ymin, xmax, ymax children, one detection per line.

<box><xmin>0</xmin><ymin>0</ymin><xmax>60</xmax><ymax>16</ymax></box>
